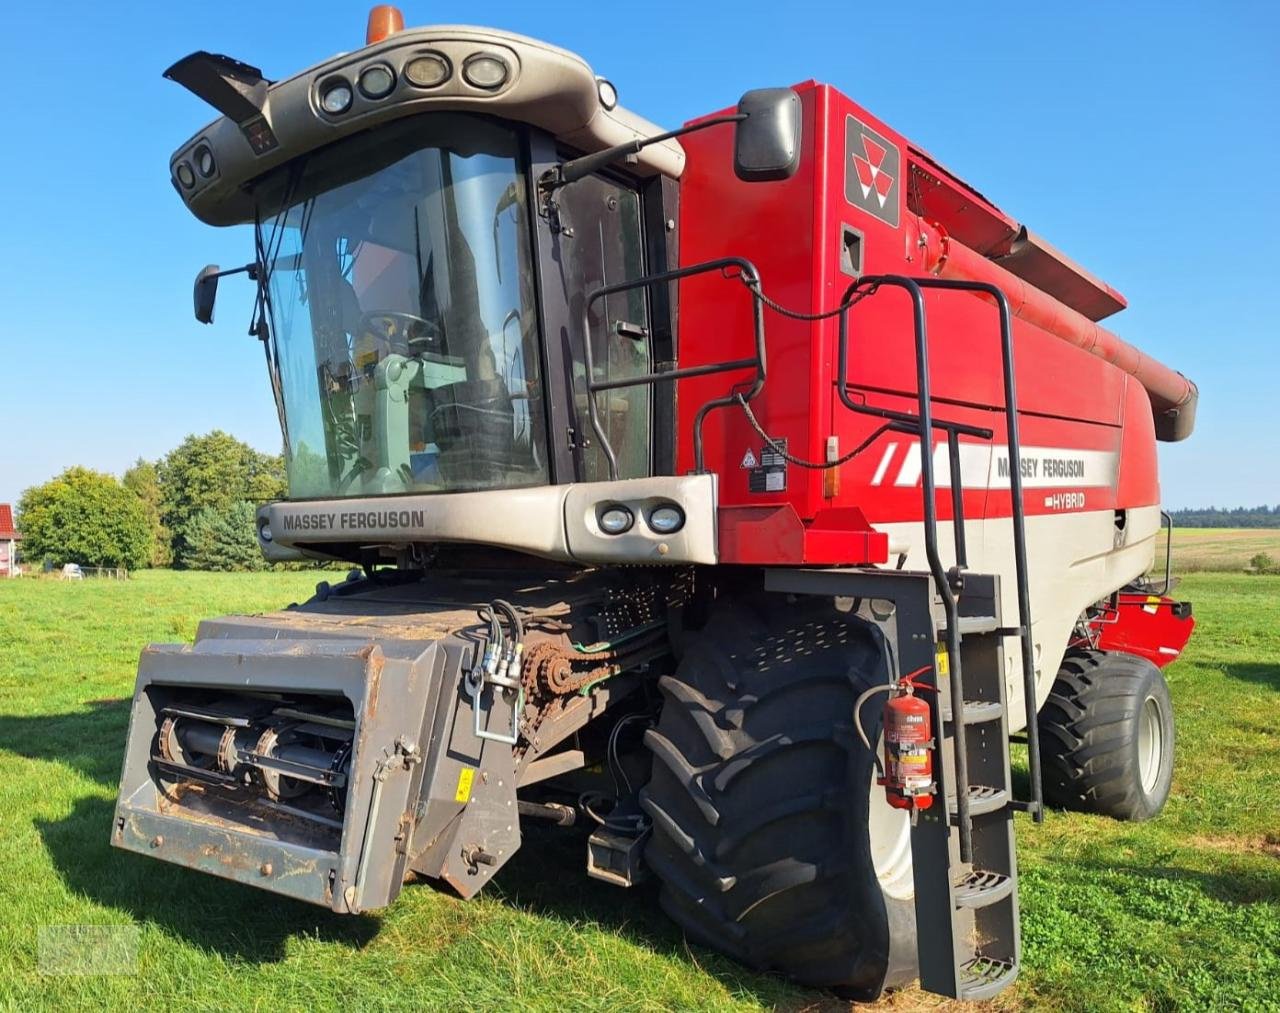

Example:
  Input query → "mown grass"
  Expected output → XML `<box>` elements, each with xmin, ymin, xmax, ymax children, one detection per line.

<box><xmin>1172</xmin><ymin>527</ymin><xmax>1280</xmax><ymax>573</ymax></box>
<box><xmin>0</xmin><ymin>568</ymin><xmax>1276</xmax><ymax>1011</ymax></box>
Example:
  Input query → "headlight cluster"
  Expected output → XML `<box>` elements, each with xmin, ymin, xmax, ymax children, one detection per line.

<box><xmin>316</xmin><ymin>49</ymin><xmax>512</xmax><ymax>116</ymax></box>
<box><xmin>174</xmin><ymin>142</ymin><xmax>216</xmax><ymax>191</ymax></box>
<box><xmin>597</xmin><ymin>503</ymin><xmax>685</xmax><ymax>536</ymax></box>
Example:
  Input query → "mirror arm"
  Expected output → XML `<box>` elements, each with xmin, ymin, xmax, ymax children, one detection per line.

<box><xmin>541</xmin><ymin>113</ymin><xmax>745</xmax><ymax>192</ymax></box>
<box><xmin>211</xmin><ymin>262</ymin><xmax>259</xmax><ymax>282</ymax></box>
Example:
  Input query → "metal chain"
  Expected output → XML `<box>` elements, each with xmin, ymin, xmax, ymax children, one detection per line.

<box><xmin>748</xmin><ymin>277</ymin><xmax>881</xmax><ymax>322</ymax></box>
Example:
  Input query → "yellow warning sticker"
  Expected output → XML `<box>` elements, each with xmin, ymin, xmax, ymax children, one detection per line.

<box><xmin>454</xmin><ymin>767</ymin><xmax>476</xmax><ymax>803</ymax></box>
<box><xmin>935</xmin><ymin>643</ymin><xmax>950</xmax><ymax>676</ymax></box>
<box><xmin>1143</xmin><ymin>595</ymin><xmax>1161</xmax><ymax>614</ymax></box>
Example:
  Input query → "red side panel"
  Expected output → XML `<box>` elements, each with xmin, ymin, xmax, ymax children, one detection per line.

<box><xmin>1090</xmin><ymin>594</ymin><xmax>1196</xmax><ymax>668</ymax></box>
<box><xmin>674</xmin><ymin>81</ymin><xmax>1160</xmax><ymax>566</ymax></box>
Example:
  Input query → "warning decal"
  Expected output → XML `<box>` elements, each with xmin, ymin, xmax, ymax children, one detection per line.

<box><xmin>454</xmin><ymin>767</ymin><xmax>475</xmax><ymax>803</ymax></box>
<box><xmin>740</xmin><ymin>449</ymin><xmax>759</xmax><ymax>469</ymax></box>
<box><xmin>748</xmin><ymin>439</ymin><xmax>789</xmax><ymax>494</ymax></box>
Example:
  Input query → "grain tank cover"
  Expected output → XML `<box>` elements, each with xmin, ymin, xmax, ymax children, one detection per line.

<box><xmin>907</xmin><ymin>144</ymin><xmax>1128</xmax><ymax>322</ymax></box>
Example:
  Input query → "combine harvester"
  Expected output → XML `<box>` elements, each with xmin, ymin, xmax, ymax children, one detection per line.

<box><xmin>114</xmin><ymin>7</ymin><xmax>1198</xmax><ymax>1000</ymax></box>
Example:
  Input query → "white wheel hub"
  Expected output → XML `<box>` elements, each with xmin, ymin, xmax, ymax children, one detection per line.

<box><xmin>868</xmin><ymin>755</ymin><xmax>914</xmax><ymax>900</ymax></box>
<box><xmin>1138</xmin><ymin>694</ymin><xmax>1164</xmax><ymax>794</ymax></box>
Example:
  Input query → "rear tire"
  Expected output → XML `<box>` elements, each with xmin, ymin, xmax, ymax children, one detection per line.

<box><xmin>640</xmin><ymin>594</ymin><xmax>917</xmax><ymax>999</ymax></box>
<box><xmin>1038</xmin><ymin>650</ymin><xmax>1175</xmax><ymax>821</ymax></box>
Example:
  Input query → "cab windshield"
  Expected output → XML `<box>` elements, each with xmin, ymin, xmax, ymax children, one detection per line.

<box><xmin>254</xmin><ymin>114</ymin><xmax>546</xmax><ymax>498</ymax></box>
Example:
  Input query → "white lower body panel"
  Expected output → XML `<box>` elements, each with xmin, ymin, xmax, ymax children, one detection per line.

<box><xmin>875</xmin><ymin>503</ymin><xmax>1161</xmax><ymax>732</ymax></box>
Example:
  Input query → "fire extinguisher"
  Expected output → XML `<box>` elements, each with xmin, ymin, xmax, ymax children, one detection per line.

<box><xmin>855</xmin><ymin>665</ymin><xmax>936</xmax><ymax>814</ymax></box>
<box><xmin>879</xmin><ymin>674</ymin><xmax>935</xmax><ymax>811</ymax></box>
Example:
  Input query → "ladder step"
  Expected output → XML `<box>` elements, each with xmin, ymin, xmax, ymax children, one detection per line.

<box><xmin>961</xmin><ymin>700</ymin><xmax>1004</xmax><ymax>725</ymax></box>
<box><xmin>939</xmin><ymin>614</ymin><xmax>999</xmax><ymax>636</ymax></box>
<box><xmin>953</xmin><ymin>869</ymin><xmax>1015</xmax><ymax>909</ymax></box>
<box><xmin>948</xmin><ymin>784</ymin><xmax>1009</xmax><ymax>818</ymax></box>
<box><xmin>958</xmin><ymin>956</ymin><xmax>1019</xmax><ymax>1001</ymax></box>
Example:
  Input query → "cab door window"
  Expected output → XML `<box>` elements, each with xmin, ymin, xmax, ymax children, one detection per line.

<box><xmin>556</xmin><ymin>176</ymin><xmax>651</xmax><ymax>481</ymax></box>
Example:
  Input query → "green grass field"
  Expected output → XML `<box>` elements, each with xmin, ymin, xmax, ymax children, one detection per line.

<box><xmin>0</xmin><ymin>568</ymin><xmax>1276</xmax><ymax>1011</ymax></box>
<box><xmin>1172</xmin><ymin>527</ymin><xmax>1280</xmax><ymax>573</ymax></box>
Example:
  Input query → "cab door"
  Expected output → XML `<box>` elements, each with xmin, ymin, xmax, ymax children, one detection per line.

<box><xmin>536</xmin><ymin>165</ymin><xmax>654</xmax><ymax>482</ymax></box>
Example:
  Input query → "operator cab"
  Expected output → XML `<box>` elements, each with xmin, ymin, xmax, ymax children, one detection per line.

<box><xmin>172</xmin><ymin>19</ymin><xmax>796</xmax><ymax>514</ymax></box>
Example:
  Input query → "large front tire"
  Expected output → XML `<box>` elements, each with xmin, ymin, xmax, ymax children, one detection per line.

<box><xmin>640</xmin><ymin>594</ymin><xmax>917</xmax><ymax>999</ymax></box>
<box><xmin>1038</xmin><ymin>650</ymin><xmax>1175</xmax><ymax>821</ymax></box>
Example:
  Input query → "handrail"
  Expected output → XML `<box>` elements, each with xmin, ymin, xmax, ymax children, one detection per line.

<box><xmin>910</xmin><ymin>277</ymin><xmax>1042</xmax><ymax>823</ymax></box>
<box><xmin>841</xmin><ymin>274</ymin><xmax>975</xmax><ymax>863</ymax></box>
<box><xmin>581</xmin><ymin>257</ymin><xmax>766</xmax><ymax>479</ymax></box>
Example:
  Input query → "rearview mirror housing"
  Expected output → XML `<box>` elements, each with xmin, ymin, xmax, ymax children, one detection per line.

<box><xmin>734</xmin><ymin>89</ymin><xmax>802</xmax><ymax>182</ymax></box>
<box><xmin>194</xmin><ymin>264</ymin><xmax>220</xmax><ymax>324</ymax></box>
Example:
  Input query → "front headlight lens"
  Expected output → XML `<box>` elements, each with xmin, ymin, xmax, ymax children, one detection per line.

<box><xmin>463</xmin><ymin>53</ymin><xmax>509</xmax><ymax>90</ymax></box>
<box><xmin>319</xmin><ymin>78</ymin><xmax>354</xmax><ymax>114</ymax></box>
<box><xmin>598</xmin><ymin>506</ymin><xmax>634</xmax><ymax>535</ymax></box>
<box><xmin>358</xmin><ymin>64</ymin><xmax>396</xmax><ymax>99</ymax></box>
<box><xmin>404</xmin><ymin>53</ymin><xmax>451</xmax><ymax>88</ymax></box>
<box><xmin>259</xmin><ymin>523</ymin><xmax>273</xmax><ymax>543</ymax></box>
<box><xmin>648</xmin><ymin>505</ymin><xmax>685</xmax><ymax>534</ymax></box>
<box><xmin>596</xmin><ymin>77</ymin><xmax>618</xmax><ymax>110</ymax></box>
<box><xmin>175</xmin><ymin>162</ymin><xmax>196</xmax><ymax>189</ymax></box>
<box><xmin>193</xmin><ymin>145</ymin><xmax>216</xmax><ymax>178</ymax></box>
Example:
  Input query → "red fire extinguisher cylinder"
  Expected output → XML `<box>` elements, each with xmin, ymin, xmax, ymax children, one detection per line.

<box><xmin>880</xmin><ymin>684</ymin><xmax>934</xmax><ymax>811</ymax></box>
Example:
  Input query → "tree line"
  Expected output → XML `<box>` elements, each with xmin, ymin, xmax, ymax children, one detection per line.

<box><xmin>1168</xmin><ymin>505</ymin><xmax>1280</xmax><ymax>528</ymax></box>
<box><xmin>17</xmin><ymin>432</ymin><xmax>286</xmax><ymax>571</ymax></box>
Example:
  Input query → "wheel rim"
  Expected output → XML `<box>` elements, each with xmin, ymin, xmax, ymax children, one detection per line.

<box><xmin>1137</xmin><ymin>695</ymin><xmax>1163</xmax><ymax>794</ymax></box>
<box><xmin>868</xmin><ymin>761</ymin><xmax>914</xmax><ymax>900</ymax></box>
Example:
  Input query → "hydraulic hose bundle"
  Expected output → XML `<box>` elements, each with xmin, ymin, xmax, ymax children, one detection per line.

<box><xmin>465</xmin><ymin>599</ymin><xmax>526</xmax><ymax>744</ymax></box>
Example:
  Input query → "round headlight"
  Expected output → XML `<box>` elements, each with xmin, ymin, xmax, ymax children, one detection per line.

<box><xmin>175</xmin><ymin>162</ymin><xmax>196</xmax><ymax>189</ymax></box>
<box><xmin>319</xmin><ymin>77</ymin><xmax>354</xmax><ymax>114</ymax></box>
<box><xmin>404</xmin><ymin>53</ymin><xmax>451</xmax><ymax>88</ymax></box>
<box><xmin>648</xmin><ymin>505</ymin><xmax>685</xmax><ymax>534</ymax></box>
<box><xmin>259</xmin><ymin>522</ymin><xmax>273</xmax><ymax>543</ymax></box>
<box><xmin>598</xmin><ymin>506</ymin><xmax>634</xmax><ymax>535</ymax></box>
<box><xmin>596</xmin><ymin>77</ymin><xmax>618</xmax><ymax>111</ymax></box>
<box><xmin>358</xmin><ymin>64</ymin><xmax>396</xmax><ymax>99</ymax></box>
<box><xmin>193</xmin><ymin>144</ymin><xmax>216</xmax><ymax>178</ymax></box>
<box><xmin>463</xmin><ymin>53</ymin><xmax>509</xmax><ymax>90</ymax></box>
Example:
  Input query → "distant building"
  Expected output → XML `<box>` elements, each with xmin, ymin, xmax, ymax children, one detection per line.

<box><xmin>0</xmin><ymin>504</ymin><xmax>19</xmax><ymax>577</ymax></box>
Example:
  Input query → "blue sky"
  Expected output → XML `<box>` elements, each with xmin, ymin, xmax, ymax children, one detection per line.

<box><xmin>0</xmin><ymin>1</ymin><xmax>1275</xmax><ymax>508</ymax></box>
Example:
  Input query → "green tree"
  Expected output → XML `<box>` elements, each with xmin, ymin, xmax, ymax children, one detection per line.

<box><xmin>158</xmin><ymin>431</ymin><xmax>285</xmax><ymax>567</ymax></box>
<box><xmin>182</xmin><ymin>501</ymin><xmax>268</xmax><ymax>572</ymax></box>
<box><xmin>17</xmin><ymin>467</ymin><xmax>151</xmax><ymax>569</ymax></box>
<box><xmin>122</xmin><ymin>458</ymin><xmax>173</xmax><ymax>567</ymax></box>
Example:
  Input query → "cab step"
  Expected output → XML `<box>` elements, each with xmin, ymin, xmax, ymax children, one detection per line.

<box><xmin>954</xmin><ymin>869</ymin><xmax>1015</xmax><ymax>909</ymax></box>
<box><xmin>961</xmin><ymin>699</ymin><xmax>1004</xmax><ymax>724</ymax></box>
<box><xmin>949</xmin><ymin>783</ymin><xmax>1009</xmax><ymax>818</ymax></box>
<box><xmin>959</xmin><ymin>956</ymin><xmax>1019</xmax><ymax>1001</ymax></box>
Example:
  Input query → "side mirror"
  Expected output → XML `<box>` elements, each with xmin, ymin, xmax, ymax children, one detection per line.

<box><xmin>194</xmin><ymin>264</ymin><xmax>220</xmax><ymax>324</ymax></box>
<box><xmin>734</xmin><ymin>88</ymin><xmax>802</xmax><ymax>182</ymax></box>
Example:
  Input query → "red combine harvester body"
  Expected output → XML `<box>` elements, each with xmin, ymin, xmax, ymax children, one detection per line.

<box><xmin>681</xmin><ymin>81</ymin><xmax>1173</xmax><ymax>564</ymax></box>
<box><xmin>113</xmin><ymin>12</ymin><xmax>1198</xmax><ymax>1003</ymax></box>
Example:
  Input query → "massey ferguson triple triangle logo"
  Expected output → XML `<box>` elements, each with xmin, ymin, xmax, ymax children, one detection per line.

<box><xmin>845</xmin><ymin>115</ymin><xmax>900</xmax><ymax>227</ymax></box>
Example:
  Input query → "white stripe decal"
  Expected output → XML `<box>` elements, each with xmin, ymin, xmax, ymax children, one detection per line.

<box><xmin>894</xmin><ymin>448</ymin><xmax>923</xmax><ymax>487</ymax></box>
<box><xmin>877</xmin><ymin>442</ymin><xmax>1118</xmax><ymax>490</ymax></box>
<box><xmin>870</xmin><ymin>443</ymin><xmax>897</xmax><ymax>486</ymax></box>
